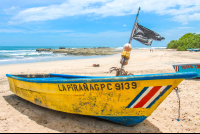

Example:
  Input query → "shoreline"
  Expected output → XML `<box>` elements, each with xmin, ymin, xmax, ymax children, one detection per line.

<box><xmin>0</xmin><ymin>54</ymin><xmax>112</xmax><ymax>66</ymax></box>
<box><xmin>0</xmin><ymin>48</ymin><xmax>168</xmax><ymax>66</ymax></box>
<box><xmin>0</xmin><ymin>49</ymin><xmax>200</xmax><ymax>133</ymax></box>
<box><xmin>0</xmin><ymin>46</ymin><xmax>167</xmax><ymax>66</ymax></box>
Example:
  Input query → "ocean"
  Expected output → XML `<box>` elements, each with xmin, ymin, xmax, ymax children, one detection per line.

<box><xmin>0</xmin><ymin>46</ymin><xmax>166</xmax><ymax>65</ymax></box>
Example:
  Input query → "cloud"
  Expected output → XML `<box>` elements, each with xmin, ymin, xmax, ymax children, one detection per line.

<box><xmin>3</xmin><ymin>6</ymin><xmax>20</xmax><ymax>15</ymax></box>
<box><xmin>123</xmin><ymin>24</ymin><xmax>126</xmax><ymax>26</ymax></box>
<box><xmin>8</xmin><ymin>0</ymin><xmax>109</xmax><ymax>24</ymax></box>
<box><xmin>172</xmin><ymin>12</ymin><xmax>200</xmax><ymax>24</ymax></box>
<box><xmin>7</xmin><ymin>0</ymin><xmax>200</xmax><ymax>24</ymax></box>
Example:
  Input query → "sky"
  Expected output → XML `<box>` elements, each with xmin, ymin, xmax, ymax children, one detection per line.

<box><xmin>0</xmin><ymin>0</ymin><xmax>200</xmax><ymax>48</ymax></box>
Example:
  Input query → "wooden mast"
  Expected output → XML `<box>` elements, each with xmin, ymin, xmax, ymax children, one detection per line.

<box><xmin>118</xmin><ymin>7</ymin><xmax>141</xmax><ymax>76</ymax></box>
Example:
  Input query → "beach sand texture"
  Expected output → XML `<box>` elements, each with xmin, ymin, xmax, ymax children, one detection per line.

<box><xmin>0</xmin><ymin>49</ymin><xmax>200</xmax><ymax>133</ymax></box>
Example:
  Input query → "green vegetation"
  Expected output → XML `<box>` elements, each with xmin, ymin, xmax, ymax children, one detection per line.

<box><xmin>166</xmin><ymin>33</ymin><xmax>200</xmax><ymax>51</ymax></box>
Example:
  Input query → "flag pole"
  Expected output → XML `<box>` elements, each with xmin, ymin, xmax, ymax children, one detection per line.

<box><xmin>129</xmin><ymin>7</ymin><xmax>141</xmax><ymax>44</ymax></box>
<box><xmin>118</xmin><ymin>7</ymin><xmax>141</xmax><ymax>76</ymax></box>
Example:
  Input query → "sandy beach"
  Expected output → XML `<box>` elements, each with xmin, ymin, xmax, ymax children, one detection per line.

<box><xmin>0</xmin><ymin>49</ymin><xmax>200</xmax><ymax>133</ymax></box>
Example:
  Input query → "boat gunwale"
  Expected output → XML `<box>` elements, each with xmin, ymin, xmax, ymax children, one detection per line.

<box><xmin>6</xmin><ymin>72</ymin><xmax>197</xmax><ymax>83</ymax></box>
<box><xmin>172</xmin><ymin>63</ymin><xmax>200</xmax><ymax>66</ymax></box>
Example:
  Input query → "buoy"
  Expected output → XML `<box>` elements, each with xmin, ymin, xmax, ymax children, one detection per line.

<box><xmin>120</xmin><ymin>43</ymin><xmax>132</xmax><ymax>65</ymax></box>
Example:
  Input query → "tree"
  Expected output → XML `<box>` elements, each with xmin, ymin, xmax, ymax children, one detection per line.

<box><xmin>166</xmin><ymin>33</ymin><xmax>200</xmax><ymax>51</ymax></box>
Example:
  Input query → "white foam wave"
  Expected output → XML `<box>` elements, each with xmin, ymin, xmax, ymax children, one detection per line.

<box><xmin>0</xmin><ymin>50</ymin><xmax>36</xmax><ymax>53</ymax></box>
<box><xmin>4</xmin><ymin>51</ymin><xmax>53</xmax><ymax>56</ymax></box>
<box><xmin>115</xmin><ymin>47</ymin><xmax>123</xmax><ymax>50</ymax></box>
<box><xmin>0</xmin><ymin>59</ymin><xmax>11</xmax><ymax>62</ymax></box>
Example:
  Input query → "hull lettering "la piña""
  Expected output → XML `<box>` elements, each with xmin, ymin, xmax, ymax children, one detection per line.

<box><xmin>58</xmin><ymin>82</ymin><xmax>137</xmax><ymax>92</ymax></box>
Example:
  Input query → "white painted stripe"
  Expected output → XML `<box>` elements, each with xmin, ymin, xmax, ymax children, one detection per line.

<box><xmin>142</xmin><ymin>86</ymin><xmax>167</xmax><ymax>108</ymax></box>
<box><xmin>130</xmin><ymin>86</ymin><xmax>154</xmax><ymax>108</ymax></box>
<box><xmin>176</xmin><ymin>66</ymin><xmax>179</xmax><ymax>72</ymax></box>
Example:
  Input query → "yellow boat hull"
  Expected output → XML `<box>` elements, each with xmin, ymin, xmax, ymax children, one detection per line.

<box><xmin>6</xmin><ymin>72</ymin><xmax>197</xmax><ymax>126</ymax></box>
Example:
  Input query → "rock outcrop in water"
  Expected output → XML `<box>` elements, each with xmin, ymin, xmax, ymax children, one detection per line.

<box><xmin>36</xmin><ymin>47</ymin><xmax>121</xmax><ymax>56</ymax></box>
<box><xmin>36</xmin><ymin>48</ymin><xmax>51</xmax><ymax>52</ymax></box>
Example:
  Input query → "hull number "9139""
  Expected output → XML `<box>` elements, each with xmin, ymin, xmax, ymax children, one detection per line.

<box><xmin>58</xmin><ymin>82</ymin><xmax>137</xmax><ymax>92</ymax></box>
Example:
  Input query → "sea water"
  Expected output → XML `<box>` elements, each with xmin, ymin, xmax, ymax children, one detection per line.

<box><xmin>0</xmin><ymin>46</ymin><xmax>166</xmax><ymax>65</ymax></box>
<box><xmin>0</xmin><ymin>46</ymin><xmax>105</xmax><ymax>65</ymax></box>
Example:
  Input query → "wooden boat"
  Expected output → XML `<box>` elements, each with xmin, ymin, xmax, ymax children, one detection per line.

<box><xmin>173</xmin><ymin>63</ymin><xmax>200</xmax><ymax>78</ymax></box>
<box><xmin>6</xmin><ymin>72</ymin><xmax>197</xmax><ymax>126</ymax></box>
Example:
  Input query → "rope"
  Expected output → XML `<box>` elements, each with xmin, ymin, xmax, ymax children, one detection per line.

<box><xmin>118</xmin><ymin>57</ymin><xmax>125</xmax><ymax>76</ymax></box>
<box><xmin>174</xmin><ymin>87</ymin><xmax>180</xmax><ymax>121</ymax></box>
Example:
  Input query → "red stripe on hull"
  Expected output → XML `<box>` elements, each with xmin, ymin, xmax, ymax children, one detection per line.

<box><xmin>133</xmin><ymin>86</ymin><xmax>162</xmax><ymax>108</ymax></box>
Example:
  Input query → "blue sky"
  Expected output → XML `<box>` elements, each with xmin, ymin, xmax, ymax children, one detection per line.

<box><xmin>0</xmin><ymin>0</ymin><xmax>200</xmax><ymax>48</ymax></box>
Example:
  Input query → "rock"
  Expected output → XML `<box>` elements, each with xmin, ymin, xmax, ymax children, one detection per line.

<box><xmin>59</xmin><ymin>47</ymin><xmax>66</xmax><ymax>49</ymax></box>
<box><xmin>36</xmin><ymin>47</ymin><xmax>120</xmax><ymax>56</ymax></box>
<box><xmin>98</xmin><ymin>47</ymin><xmax>109</xmax><ymax>49</ymax></box>
<box><xmin>36</xmin><ymin>48</ymin><xmax>51</xmax><ymax>52</ymax></box>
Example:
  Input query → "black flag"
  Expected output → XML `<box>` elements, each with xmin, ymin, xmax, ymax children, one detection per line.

<box><xmin>132</xmin><ymin>23</ymin><xmax>165</xmax><ymax>46</ymax></box>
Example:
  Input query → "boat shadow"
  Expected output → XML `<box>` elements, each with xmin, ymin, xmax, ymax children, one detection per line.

<box><xmin>3</xmin><ymin>94</ymin><xmax>162</xmax><ymax>133</ymax></box>
<box><xmin>188</xmin><ymin>78</ymin><xmax>200</xmax><ymax>81</ymax></box>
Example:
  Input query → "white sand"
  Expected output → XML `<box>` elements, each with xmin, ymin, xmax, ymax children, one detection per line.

<box><xmin>0</xmin><ymin>49</ymin><xmax>200</xmax><ymax>133</ymax></box>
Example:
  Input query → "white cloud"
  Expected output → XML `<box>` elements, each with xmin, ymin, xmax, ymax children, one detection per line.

<box><xmin>123</xmin><ymin>24</ymin><xmax>126</xmax><ymax>26</ymax></box>
<box><xmin>4</xmin><ymin>6</ymin><xmax>20</xmax><ymax>15</ymax></box>
<box><xmin>7</xmin><ymin>0</ymin><xmax>200</xmax><ymax>24</ymax></box>
<box><xmin>173</xmin><ymin>13</ymin><xmax>200</xmax><ymax>24</ymax></box>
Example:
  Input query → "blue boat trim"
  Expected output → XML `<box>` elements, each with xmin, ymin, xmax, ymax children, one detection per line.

<box><xmin>95</xmin><ymin>116</ymin><xmax>147</xmax><ymax>126</ymax></box>
<box><xmin>187</xmin><ymin>48</ymin><xmax>200</xmax><ymax>52</ymax></box>
<box><xmin>6</xmin><ymin>72</ymin><xmax>198</xmax><ymax>83</ymax></box>
<box><xmin>172</xmin><ymin>63</ymin><xmax>200</xmax><ymax>66</ymax></box>
<box><xmin>172</xmin><ymin>64</ymin><xmax>200</xmax><ymax>78</ymax></box>
<box><xmin>50</xmin><ymin>73</ymin><xmax>110</xmax><ymax>78</ymax></box>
